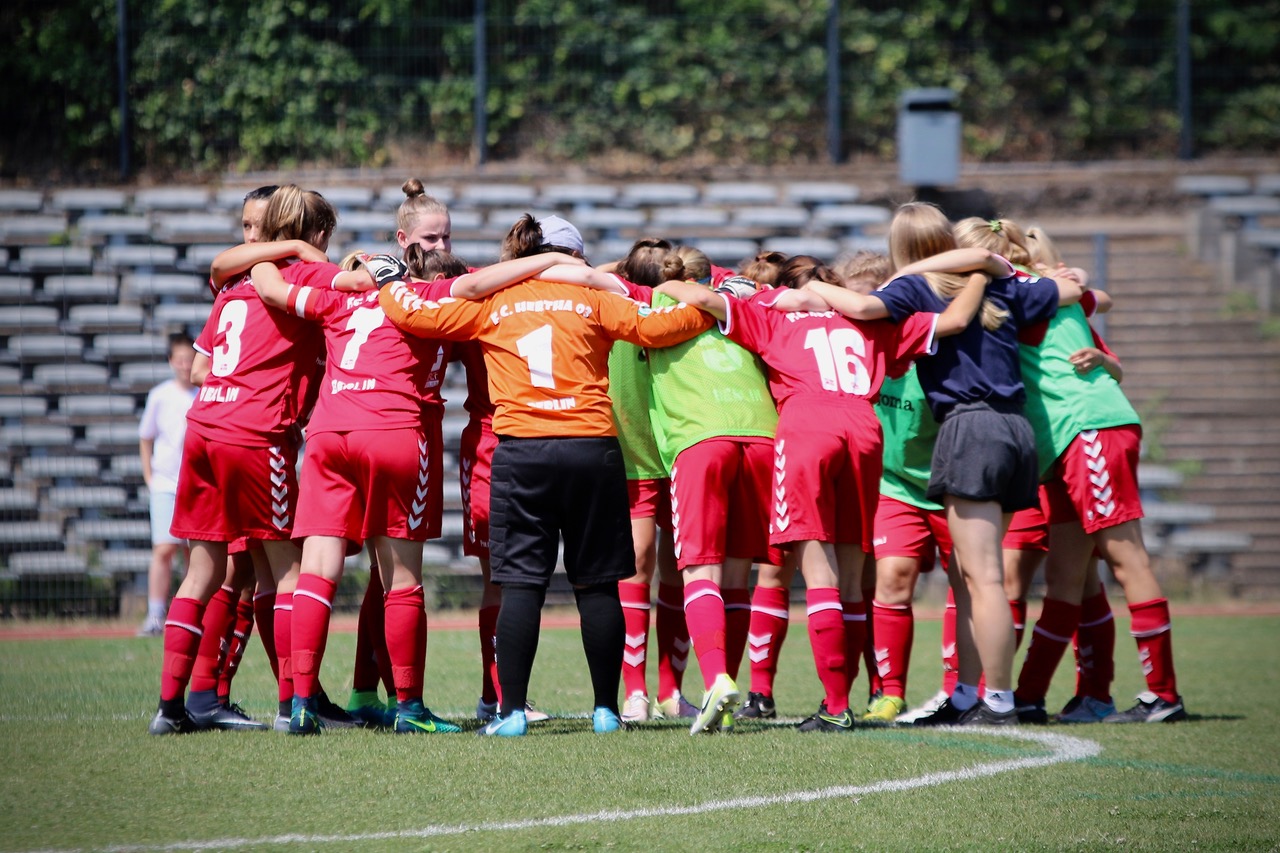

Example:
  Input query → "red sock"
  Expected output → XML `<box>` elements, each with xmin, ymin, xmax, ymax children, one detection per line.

<box><xmin>1129</xmin><ymin>597</ymin><xmax>1179</xmax><ymax>702</ymax></box>
<box><xmin>942</xmin><ymin>588</ymin><xmax>959</xmax><ymax>694</ymax></box>
<box><xmin>746</xmin><ymin>585</ymin><xmax>789</xmax><ymax>697</ymax></box>
<box><xmin>619</xmin><ymin>581</ymin><xmax>651</xmax><ymax>697</ymax></box>
<box><xmin>723</xmin><ymin>586</ymin><xmax>751</xmax><ymax>681</ymax></box>
<box><xmin>478</xmin><ymin>604</ymin><xmax>501</xmax><ymax>705</ymax></box>
<box><xmin>1010</xmin><ymin>599</ymin><xmax>1028</xmax><ymax>651</ymax></box>
<box><xmin>1015</xmin><ymin>598</ymin><xmax>1081</xmax><ymax>704</ymax></box>
<box><xmin>655</xmin><ymin>582</ymin><xmax>689</xmax><ymax>699</ymax></box>
<box><xmin>160</xmin><ymin>597</ymin><xmax>204</xmax><ymax>702</ymax></box>
<box><xmin>872</xmin><ymin>600</ymin><xmax>913</xmax><ymax>700</ymax></box>
<box><xmin>352</xmin><ymin>572</ymin><xmax>386</xmax><ymax>693</ymax></box>
<box><xmin>253</xmin><ymin>591</ymin><xmax>279</xmax><ymax>681</ymax></box>
<box><xmin>1076</xmin><ymin>589</ymin><xmax>1115</xmax><ymax>701</ymax></box>
<box><xmin>217</xmin><ymin>599</ymin><xmax>255</xmax><ymax>700</ymax></box>
<box><xmin>841</xmin><ymin>599</ymin><xmax>866</xmax><ymax>686</ymax></box>
<box><xmin>862</xmin><ymin>598</ymin><xmax>881</xmax><ymax>697</ymax></box>
<box><xmin>191</xmin><ymin>586</ymin><xmax>236</xmax><ymax>694</ymax></box>
<box><xmin>684</xmin><ymin>578</ymin><xmax>727</xmax><ymax>690</ymax></box>
<box><xmin>806</xmin><ymin>588</ymin><xmax>849</xmax><ymax>715</ymax></box>
<box><xmin>291</xmin><ymin>575</ymin><xmax>337</xmax><ymax>700</ymax></box>
<box><xmin>384</xmin><ymin>584</ymin><xmax>427</xmax><ymax>703</ymax></box>
<box><xmin>273</xmin><ymin>592</ymin><xmax>294</xmax><ymax>703</ymax></box>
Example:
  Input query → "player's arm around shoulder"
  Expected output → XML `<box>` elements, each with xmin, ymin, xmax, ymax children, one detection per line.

<box><xmin>597</xmin><ymin>286</ymin><xmax>714</xmax><ymax>348</ymax></box>
<box><xmin>378</xmin><ymin>280</ymin><xmax>485</xmax><ymax>341</ymax></box>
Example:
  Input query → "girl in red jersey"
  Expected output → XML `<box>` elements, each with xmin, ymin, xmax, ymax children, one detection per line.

<box><xmin>149</xmin><ymin>187</ymin><xmax>333</xmax><ymax>734</ymax></box>
<box><xmin>250</xmin><ymin>216</ymin><xmax>588</xmax><ymax>735</ymax></box>
<box><xmin>659</xmin><ymin>256</ymin><xmax>988</xmax><ymax>731</ymax></box>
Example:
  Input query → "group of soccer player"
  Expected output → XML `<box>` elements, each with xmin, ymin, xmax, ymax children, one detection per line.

<box><xmin>147</xmin><ymin>179</ymin><xmax>1186</xmax><ymax>739</ymax></box>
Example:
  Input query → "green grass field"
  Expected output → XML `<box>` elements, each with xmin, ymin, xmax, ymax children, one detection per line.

<box><xmin>2</xmin><ymin>610</ymin><xmax>1278</xmax><ymax>852</ymax></box>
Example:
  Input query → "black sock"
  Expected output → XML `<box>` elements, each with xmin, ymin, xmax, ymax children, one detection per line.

<box><xmin>496</xmin><ymin>584</ymin><xmax>546</xmax><ymax>716</ymax></box>
<box><xmin>160</xmin><ymin>697</ymin><xmax>186</xmax><ymax>719</ymax></box>
<box><xmin>185</xmin><ymin>688</ymin><xmax>219</xmax><ymax>714</ymax></box>
<box><xmin>575</xmin><ymin>583</ymin><xmax>624</xmax><ymax>713</ymax></box>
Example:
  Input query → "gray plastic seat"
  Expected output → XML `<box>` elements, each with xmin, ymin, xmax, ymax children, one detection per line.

<box><xmin>761</xmin><ymin>237</ymin><xmax>841</xmax><ymax>261</ymax></box>
<box><xmin>8</xmin><ymin>551</ymin><xmax>90</xmax><ymax>577</ymax></box>
<box><xmin>68</xmin><ymin>518</ymin><xmax>153</xmax><ymax>546</ymax></box>
<box><xmin>0</xmin><ymin>395</ymin><xmax>49</xmax><ymax>419</ymax></box>
<box><xmin>87</xmin><ymin>333</ymin><xmax>170</xmax><ymax>362</ymax></box>
<box><xmin>459</xmin><ymin>184</ymin><xmax>537</xmax><ymax>208</ymax></box>
<box><xmin>39</xmin><ymin>274</ymin><xmax>119</xmax><ymax>302</ymax></box>
<box><xmin>620</xmin><ymin>183</ymin><xmax>699</xmax><ymax>207</ymax></box>
<box><xmin>539</xmin><ymin>184</ymin><xmax>620</xmax><ymax>208</ymax></box>
<box><xmin>783</xmin><ymin>182</ymin><xmax>861</xmax><ymax>205</ymax></box>
<box><xmin>133</xmin><ymin>186</ymin><xmax>213</xmax><ymax>212</ymax></box>
<box><xmin>0</xmin><ymin>190</ymin><xmax>44</xmax><ymax>213</ymax></box>
<box><xmin>0</xmin><ymin>215</ymin><xmax>69</xmax><ymax>244</ymax></box>
<box><xmin>1174</xmin><ymin>175</ymin><xmax>1251</xmax><ymax>196</ymax></box>
<box><xmin>47</xmin><ymin>486</ymin><xmax>129</xmax><ymax>511</ymax></box>
<box><xmin>0</xmin><ymin>277</ymin><xmax>36</xmax><ymax>304</ymax></box>
<box><xmin>154</xmin><ymin>213</ymin><xmax>238</xmax><ymax>243</ymax></box>
<box><xmin>650</xmin><ymin>206</ymin><xmax>730</xmax><ymax>229</ymax></box>
<box><xmin>50</xmin><ymin>188</ymin><xmax>129</xmax><ymax>215</ymax></box>
<box><xmin>704</xmin><ymin>182</ymin><xmax>779</xmax><ymax>205</ymax></box>
<box><xmin>0</xmin><ymin>423</ymin><xmax>74</xmax><ymax>448</ymax></box>
<box><xmin>121</xmin><ymin>273</ymin><xmax>207</xmax><ymax>302</ymax></box>
<box><xmin>100</xmin><ymin>244</ymin><xmax>180</xmax><ymax>272</ymax></box>
<box><xmin>2</xmin><ymin>334</ymin><xmax>85</xmax><ymax>363</ymax></box>
<box><xmin>689</xmin><ymin>238</ymin><xmax>760</xmax><ymax>267</ymax></box>
<box><xmin>314</xmin><ymin>186</ymin><xmax>375</xmax><ymax>210</ymax></box>
<box><xmin>29</xmin><ymin>362</ymin><xmax>110</xmax><ymax>391</ymax></box>
<box><xmin>58</xmin><ymin>394</ymin><xmax>138</xmax><ymax>420</ymax></box>
<box><xmin>152</xmin><ymin>302</ymin><xmax>212</xmax><ymax>329</ymax></box>
<box><xmin>17</xmin><ymin>246</ymin><xmax>94</xmax><ymax>273</ymax></box>
<box><xmin>732</xmin><ymin>205</ymin><xmax>811</xmax><ymax>230</ymax></box>
<box><xmin>19</xmin><ymin>456</ymin><xmax>102</xmax><ymax>480</ymax></box>
<box><xmin>81</xmin><ymin>421</ymin><xmax>148</xmax><ymax>451</ymax></box>
<box><xmin>0</xmin><ymin>304</ymin><xmax>60</xmax><ymax>335</ymax></box>
<box><xmin>113</xmin><ymin>361</ymin><xmax>173</xmax><ymax>391</ymax></box>
<box><xmin>77</xmin><ymin>215</ymin><xmax>151</xmax><ymax>243</ymax></box>
<box><xmin>64</xmin><ymin>304</ymin><xmax>145</xmax><ymax>335</ymax></box>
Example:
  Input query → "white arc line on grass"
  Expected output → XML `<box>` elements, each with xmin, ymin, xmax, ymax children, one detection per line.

<box><xmin>39</xmin><ymin>729</ymin><xmax>1101</xmax><ymax>853</ymax></box>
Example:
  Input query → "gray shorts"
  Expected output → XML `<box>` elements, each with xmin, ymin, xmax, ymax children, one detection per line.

<box><xmin>927</xmin><ymin>402</ymin><xmax>1040</xmax><ymax>513</ymax></box>
<box><xmin>149</xmin><ymin>488</ymin><xmax>184</xmax><ymax>546</ymax></box>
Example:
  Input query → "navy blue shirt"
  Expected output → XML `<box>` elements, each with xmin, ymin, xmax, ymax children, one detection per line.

<box><xmin>872</xmin><ymin>271</ymin><xmax>1059</xmax><ymax>421</ymax></box>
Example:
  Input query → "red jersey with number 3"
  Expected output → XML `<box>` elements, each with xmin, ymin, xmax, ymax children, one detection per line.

<box><xmin>281</xmin><ymin>265</ymin><xmax>453</xmax><ymax>433</ymax></box>
<box><xmin>189</xmin><ymin>275</ymin><xmax>324</xmax><ymax>447</ymax></box>
<box><xmin>720</xmin><ymin>291</ymin><xmax>938</xmax><ymax>407</ymax></box>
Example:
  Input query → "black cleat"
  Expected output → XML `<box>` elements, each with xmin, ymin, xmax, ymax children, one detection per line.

<box><xmin>189</xmin><ymin>701</ymin><xmax>270</xmax><ymax>731</ymax></box>
<box><xmin>149</xmin><ymin>707</ymin><xmax>195</xmax><ymax>735</ymax></box>
<box><xmin>958</xmin><ymin>702</ymin><xmax>1018</xmax><ymax>726</ymax></box>
<box><xmin>734</xmin><ymin>691</ymin><xmax>778</xmax><ymax>720</ymax></box>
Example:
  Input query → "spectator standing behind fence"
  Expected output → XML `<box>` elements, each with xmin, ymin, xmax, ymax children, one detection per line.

<box><xmin>136</xmin><ymin>333</ymin><xmax>198</xmax><ymax>637</ymax></box>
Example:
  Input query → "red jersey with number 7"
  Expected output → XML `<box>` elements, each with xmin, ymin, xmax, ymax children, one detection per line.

<box><xmin>278</xmin><ymin>264</ymin><xmax>453</xmax><ymax>433</ymax></box>
<box><xmin>189</xmin><ymin>274</ymin><xmax>324</xmax><ymax>447</ymax></box>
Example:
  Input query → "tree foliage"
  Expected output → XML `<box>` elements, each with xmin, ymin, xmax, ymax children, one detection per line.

<box><xmin>0</xmin><ymin>0</ymin><xmax>1274</xmax><ymax>178</ymax></box>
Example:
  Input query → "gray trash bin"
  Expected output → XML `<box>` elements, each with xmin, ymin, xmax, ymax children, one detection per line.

<box><xmin>897</xmin><ymin>88</ymin><xmax>960</xmax><ymax>187</ymax></box>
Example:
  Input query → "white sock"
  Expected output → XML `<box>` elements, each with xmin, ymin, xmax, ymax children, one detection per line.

<box><xmin>951</xmin><ymin>682</ymin><xmax>979</xmax><ymax>711</ymax></box>
<box><xmin>147</xmin><ymin>600</ymin><xmax>167</xmax><ymax>622</ymax></box>
<box><xmin>984</xmin><ymin>689</ymin><xmax>1014</xmax><ymax>713</ymax></box>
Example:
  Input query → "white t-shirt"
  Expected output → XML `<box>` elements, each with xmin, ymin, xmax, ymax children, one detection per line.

<box><xmin>138</xmin><ymin>379</ymin><xmax>197</xmax><ymax>494</ymax></box>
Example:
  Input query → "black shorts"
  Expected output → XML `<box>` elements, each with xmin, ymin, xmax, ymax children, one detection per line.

<box><xmin>927</xmin><ymin>402</ymin><xmax>1040</xmax><ymax>513</ymax></box>
<box><xmin>488</xmin><ymin>435</ymin><xmax>636</xmax><ymax>588</ymax></box>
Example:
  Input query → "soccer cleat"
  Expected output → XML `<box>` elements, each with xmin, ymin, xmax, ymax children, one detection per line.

<box><xmin>654</xmin><ymin>692</ymin><xmax>700</xmax><ymax>720</ymax></box>
<box><xmin>476</xmin><ymin>697</ymin><xmax>499</xmax><ymax>722</ymax></box>
<box><xmin>797</xmin><ymin>702</ymin><xmax>855</xmax><ymax>733</ymax></box>
<box><xmin>1056</xmin><ymin>695</ymin><xmax>1117</xmax><ymax>723</ymax></box>
<box><xmin>621</xmin><ymin>692</ymin><xmax>651</xmax><ymax>723</ymax></box>
<box><xmin>690</xmin><ymin>673</ymin><xmax>740</xmax><ymax>735</ymax></box>
<box><xmin>347</xmin><ymin>690</ymin><xmax>395</xmax><ymax>728</ymax></box>
<box><xmin>958</xmin><ymin>702</ymin><xmax>1018</xmax><ymax>726</ymax></box>
<box><xmin>734</xmin><ymin>691</ymin><xmax>777</xmax><ymax>720</ymax></box>
<box><xmin>148</xmin><ymin>707</ymin><xmax>195</xmax><ymax>735</ymax></box>
<box><xmin>394</xmin><ymin>699</ymin><xmax>462</xmax><ymax>734</ymax></box>
<box><xmin>1103</xmin><ymin>691</ymin><xmax>1187</xmax><ymax>724</ymax></box>
<box><xmin>289</xmin><ymin>696</ymin><xmax>323</xmax><ymax>735</ymax></box>
<box><xmin>315</xmin><ymin>690</ymin><xmax>363</xmax><ymax>729</ymax></box>
<box><xmin>910</xmin><ymin>696</ymin><xmax>967</xmax><ymax>727</ymax></box>
<box><xmin>861</xmin><ymin>693</ymin><xmax>907</xmax><ymax>724</ymax></box>
<box><xmin>523</xmin><ymin>701</ymin><xmax>551</xmax><ymax>723</ymax></box>
<box><xmin>718</xmin><ymin>709</ymin><xmax>736</xmax><ymax>734</ymax></box>
<box><xmin>592</xmin><ymin>706</ymin><xmax>627</xmax><ymax>733</ymax></box>
<box><xmin>188</xmin><ymin>701</ymin><xmax>270</xmax><ymax>732</ymax></box>
<box><xmin>477</xmin><ymin>708</ymin><xmax>528</xmax><ymax>737</ymax></box>
<box><xmin>1014</xmin><ymin>701</ymin><xmax>1048</xmax><ymax>725</ymax></box>
<box><xmin>273</xmin><ymin>714</ymin><xmax>291</xmax><ymax>733</ymax></box>
<box><xmin>897</xmin><ymin>689</ymin><xmax>950</xmax><ymax>724</ymax></box>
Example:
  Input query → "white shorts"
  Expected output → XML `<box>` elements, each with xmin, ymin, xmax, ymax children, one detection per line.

<box><xmin>149</xmin><ymin>489</ymin><xmax>184</xmax><ymax>546</ymax></box>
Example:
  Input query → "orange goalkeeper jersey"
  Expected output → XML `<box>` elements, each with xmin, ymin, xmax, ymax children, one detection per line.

<box><xmin>379</xmin><ymin>279</ymin><xmax>712</xmax><ymax>438</ymax></box>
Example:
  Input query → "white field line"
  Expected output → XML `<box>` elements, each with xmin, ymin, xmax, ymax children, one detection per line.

<box><xmin>26</xmin><ymin>728</ymin><xmax>1101</xmax><ymax>853</ymax></box>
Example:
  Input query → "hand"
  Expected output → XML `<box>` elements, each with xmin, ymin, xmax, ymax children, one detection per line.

<box><xmin>714</xmin><ymin>276</ymin><xmax>757</xmax><ymax>300</ymax></box>
<box><xmin>358</xmin><ymin>253</ymin><xmax>409</xmax><ymax>288</ymax></box>
<box><xmin>1069</xmin><ymin>347</ymin><xmax>1105</xmax><ymax>373</ymax></box>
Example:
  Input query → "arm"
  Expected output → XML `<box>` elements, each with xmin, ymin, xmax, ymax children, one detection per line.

<box><xmin>893</xmin><ymin>248</ymin><xmax>1011</xmax><ymax>279</ymax></box>
<box><xmin>139</xmin><ymin>439</ymin><xmax>154</xmax><ymax>488</ymax></box>
<box><xmin>654</xmin><ymin>280</ymin><xmax>727</xmax><ymax>321</ymax></box>
<box><xmin>248</xmin><ymin>262</ymin><xmax>294</xmax><ymax>311</ymax></box>
<box><xmin>1069</xmin><ymin>346</ymin><xmax>1123</xmax><ymax>382</ymax></box>
<box><xmin>770</xmin><ymin>288</ymin><xmax>831</xmax><ymax>313</ymax></box>
<box><xmin>378</xmin><ymin>280</ymin><xmax>486</xmax><ymax>341</ymax></box>
<box><xmin>450</xmin><ymin>253</ymin><xmax>585</xmax><ymax>298</ymax></box>
<box><xmin>804</xmin><ymin>281</ymin><xmax>890</xmax><ymax>321</ymax></box>
<box><xmin>933</xmin><ymin>273</ymin><xmax>990</xmax><ymax>337</ymax></box>
<box><xmin>210</xmin><ymin>240</ymin><xmax>327</xmax><ymax>288</ymax></box>
<box><xmin>538</xmin><ymin>264</ymin><xmax>629</xmax><ymax>295</ymax></box>
<box><xmin>190</xmin><ymin>352</ymin><xmax>210</xmax><ymax>386</ymax></box>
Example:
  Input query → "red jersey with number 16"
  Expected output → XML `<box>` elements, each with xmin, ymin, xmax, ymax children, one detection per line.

<box><xmin>720</xmin><ymin>290</ymin><xmax>938</xmax><ymax>408</ymax></box>
<box><xmin>280</xmin><ymin>264</ymin><xmax>453</xmax><ymax>433</ymax></box>
<box><xmin>189</xmin><ymin>274</ymin><xmax>324</xmax><ymax>447</ymax></box>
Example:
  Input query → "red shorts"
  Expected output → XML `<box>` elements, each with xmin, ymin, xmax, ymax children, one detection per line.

<box><xmin>872</xmin><ymin>495</ymin><xmax>951</xmax><ymax>572</ymax></box>
<box><xmin>1002</xmin><ymin>496</ymin><xmax>1049</xmax><ymax>551</ymax></box>
<box><xmin>459</xmin><ymin>417</ymin><xmax>498</xmax><ymax>559</ymax></box>
<box><xmin>1042</xmin><ymin>424</ymin><xmax>1145</xmax><ymax>534</ymax></box>
<box><xmin>670</xmin><ymin>437</ymin><xmax>772</xmax><ymax>569</ymax></box>
<box><xmin>627</xmin><ymin>477</ymin><xmax>672</xmax><ymax>529</ymax></box>
<box><xmin>294</xmin><ymin>424</ymin><xmax>443</xmax><ymax>545</ymax></box>
<box><xmin>771</xmin><ymin>404</ymin><xmax>882</xmax><ymax>551</ymax></box>
<box><xmin>171</xmin><ymin>431</ymin><xmax>299</xmax><ymax>542</ymax></box>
